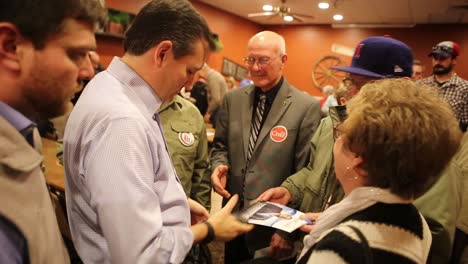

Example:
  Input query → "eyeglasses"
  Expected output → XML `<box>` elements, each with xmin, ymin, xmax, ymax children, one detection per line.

<box><xmin>342</xmin><ymin>77</ymin><xmax>356</xmax><ymax>88</ymax></box>
<box><xmin>243</xmin><ymin>56</ymin><xmax>275</xmax><ymax>67</ymax></box>
<box><xmin>333</xmin><ymin>121</ymin><xmax>343</xmax><ymax>141</ymax></box>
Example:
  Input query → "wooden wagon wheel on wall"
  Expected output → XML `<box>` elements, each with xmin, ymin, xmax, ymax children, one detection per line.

<box><xmin>312</xmin><ymin>55</ymin><xmax>347</xmax><ymax>91</ymax></box>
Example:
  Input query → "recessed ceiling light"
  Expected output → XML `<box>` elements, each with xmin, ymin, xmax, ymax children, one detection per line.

<box><xmin>318</xmin><ymin>2</ymin><xmax>330</xmax><ymax>9</ymax></box>
<box><xmin>262</xmin><ymin>4</ymin><xmax>273</xmax><ymax>11</ymax></box>
<box><xmin>333</xmin><ymin>14</ymin><xmax>344</xmax><ymax>21</ymax></box>
<box><xmin>283</xmin><ymin>15</ymin><xmax>294</xmax><ymax>22</ymax></box>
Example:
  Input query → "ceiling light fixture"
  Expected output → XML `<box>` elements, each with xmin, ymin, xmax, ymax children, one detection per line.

<box><xmin>318</xmin><ymin>2</ymin><xmax>330</xmax><ymax>9</ymax></box>
<box><xmin>262</xmin><ymin>4</ymin><xmax>273</xmax><ymax>11</ymax></box>
<box><xmin>333</xmin><ymin>14</ymin><xmax>344</xmax><ymax>21</ymax></box>
<box><xmin>283</xmin><ymin>15</ymin><xmax>294</xmax><ymax>22</ymax></box>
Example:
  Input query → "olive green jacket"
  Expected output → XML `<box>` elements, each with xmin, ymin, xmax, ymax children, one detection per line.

<box><xmin>449</xmin><ymin>133</ymin><xmax>468</xmax><ymax>234</ymax></box>
<box><xmin>282</xmin><ymin>112</ymin><xmax>460</xmax><ymax>263</ymax></box>
<box><xmin>282</xmin><ymin>116</ymin><xmax>344</xmax><ymax>213</ymax></box>
<box><xmin>159</xmin><ymin>95</ymin><xmax>211</xmax><ymax>209</ymax></box>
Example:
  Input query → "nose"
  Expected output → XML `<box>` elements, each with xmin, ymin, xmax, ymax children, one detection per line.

<box><xmin>78</xmin><ymin>53</ymin><xmax>95</xmax><ymax>82</ymax></box>
<box><xmin>250</xmin><ymin>62</ymin><xmax>262</xmax><ymax>72</ymax></box>
<box><xmin>184</xmin><ymin>75</ymin><xmax>196</xmax><ymax>91</ymax></box>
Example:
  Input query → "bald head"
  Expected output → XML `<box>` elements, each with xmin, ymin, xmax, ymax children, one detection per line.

<box><xmin>248</xmin><ymin>31</ymin><xmax>286</xmax><ymax>56</ymax></box>
<box><xmin>245</xmin><ymin>31</ymin><xmax>287</xmax><ymax>91</ymax></box>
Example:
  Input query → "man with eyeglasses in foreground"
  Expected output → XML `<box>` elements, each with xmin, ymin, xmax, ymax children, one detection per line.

<box><xmin>418</xmin><ymin>41</ymin><xmax>468</xmax><ymax>132</ymax></box>
<box><xmin>258</xmin><ymin>36</ymin><xmax>460</xmax><ymax>263</ymax></box>
<box><xmin>210</xmin><ymin>30</ymin><xmax>321</xmax><ymax>263</ymax></box>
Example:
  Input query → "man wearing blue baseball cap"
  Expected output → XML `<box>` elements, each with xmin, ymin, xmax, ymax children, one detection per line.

<box><xmin>419</xmin><ymin>41</ymin><xmax>468</xmax><ymax>132</ymax></box>
<box><xmin>258</xmin><ymin>36</ymin><xmax>457</xmax><ymax>263</ymax></box>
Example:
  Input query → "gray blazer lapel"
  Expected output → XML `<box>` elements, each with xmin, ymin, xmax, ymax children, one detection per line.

<box><xmin>241</xmin><ymin>85</ymin><xmax>256</xmax><ymax>162</ymax></box>
<box><xmin>254</xmin><ymin>80</ymin><xmax>292</xmax><ymax>153</ymax></box>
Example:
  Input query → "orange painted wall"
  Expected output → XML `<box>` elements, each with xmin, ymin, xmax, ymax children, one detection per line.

<box><xmin>267</xmin><ymin>24</ymin><xmax>468</xmax><ymax>95</ymax></box>
<box><xmin>190</xmin><ymin>1</ymin><xmax>261</xmax><ymax>72</ymax></box>
<box><xmin>99</xmin><ymin>1</ymin><xmax>468</xmax><ymax>96</ymax></box>
<box><xmin>98</xmin><ymin>0</ymin><xmax>261</xmax><ymax>78</ymax></box>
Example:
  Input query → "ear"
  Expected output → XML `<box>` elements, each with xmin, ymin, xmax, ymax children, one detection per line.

<box><xmin>280</xmin><ymin>54</ymin><xmax>288</xmax><ymax>67</ymax></box>
<box><xmin>0</xmin><ymin>23</ymin><xmax>21</xmax><ymax>71</ymax></box>
<box><xmin>339</xmin><ymin>97</ymin><xmax>347</xmax><ymax>105</ymax></box>
<box><xmin>153</xmin><ymin>40</ymin><xmax>173</xmax><ymax>67</ymax></box>
<box><xmin>350</xmin><ymin>155</ymin><xmax>368</xmax><ymax>178</ymax></box>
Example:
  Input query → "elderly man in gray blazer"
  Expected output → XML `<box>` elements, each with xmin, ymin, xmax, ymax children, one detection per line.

<box><xmin>210</xmin><ymin>31</ymin><xmax>321</xmax><ymax>263</ymax></box>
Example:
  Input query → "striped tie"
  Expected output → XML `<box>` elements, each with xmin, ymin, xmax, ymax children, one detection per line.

<box><xmin>247</xmin><ymin>93</ymin><xmax>266</xmax><ymax>161</ymax></box>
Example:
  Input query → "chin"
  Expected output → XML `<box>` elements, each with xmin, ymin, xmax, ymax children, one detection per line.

<box><xmin>252</xmin><ymin>79</ymin><xmax>268</xmax><ymax>87</ymax></box>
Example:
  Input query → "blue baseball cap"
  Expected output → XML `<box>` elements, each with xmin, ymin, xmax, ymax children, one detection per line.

<box><xmin>332</xmin><ymin>36</ymin><xmax>413</xmax><ymax>78</ymax></box>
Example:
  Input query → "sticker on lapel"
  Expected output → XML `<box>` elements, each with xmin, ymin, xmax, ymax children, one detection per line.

<box><xmin>270</xmin><ymin>126</ymin><xmax>288</xmax><ymax>143</ymax></box>
<box><xmin>179</xmin><ymin>132</ymin><xmax>195</xmax><ymax>146</ymax></box>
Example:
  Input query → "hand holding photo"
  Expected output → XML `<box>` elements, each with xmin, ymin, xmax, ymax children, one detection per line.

<box><xmin>237</xmin><ymin>201</ymin><xmax>310</xmax><ymax>233</ymax></box>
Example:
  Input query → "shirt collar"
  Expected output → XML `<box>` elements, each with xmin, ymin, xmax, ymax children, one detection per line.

<box><xmin>0</xmin><ymin>101</ymin><xmax>35</xmax><ymax>132</ymax></box>
<box><xmin>255</xmin><ymin>76</ymin><xmax>284</xmax><ymax>103</ymax></box>
<box><xmin>158</xmin><ymin>95</ymin><xmax>184</xmax><ymax>113</ymax></box>
<box><xmin>107</xmin><ymin>57</ymin><xmax>162</xmax><ymax>116</ymax></box>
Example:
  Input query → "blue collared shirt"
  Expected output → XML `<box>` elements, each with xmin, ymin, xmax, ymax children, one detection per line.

<box><xmin>0</xmin><ymin>102</ymin><xmax>35</xmax><ymax>145</ymax></box>
<box><xmin>64</xmin><ymin>57</ymin><xmax>193</xmax><ymax>264</ymax></box>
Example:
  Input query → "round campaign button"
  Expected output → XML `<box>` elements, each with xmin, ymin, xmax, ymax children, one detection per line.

<box><xmin>179</xmin><ymin>132</ymin><xmax>195</xmax><ymax>146</ymax></box>
<box><xmin>270</xmin><ymin>126</ymin><xmax>288</xmax><ymax>143</ymax></box>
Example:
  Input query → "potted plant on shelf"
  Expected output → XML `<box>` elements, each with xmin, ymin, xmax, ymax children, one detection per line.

<box><xmin>107</xmin><ymin>9</ymin><xmax>131</xmax><ymax>35</ymax></box>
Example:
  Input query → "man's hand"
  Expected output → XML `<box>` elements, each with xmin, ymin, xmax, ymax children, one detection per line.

<box><xmin>299</xmin><ymin>212</ymin><xmax>321</xmax><ymax>233</ymax></box>
<box><xmin>188</xmin><ymin>198</ymin><xmax>209</xmax><ymax>225</ymax></box>
<box><xmin>210</xmin><ymin>165</ymin><xmax>231</xmax><ymax>198</ymax></box>
<box><xmin>204</xmin><ymin>113</ymin><xmax>211</xmax><ymax>123</ymax></box>
<box><xmin>268</xmin><ymin>233</ymin><xmax>294</xmax><ymax>259</ymax></box>
<box><xmin>256</xmin><ymin>187</ymin><xmax>292</xmax><ymax>205</ymax></box>
<box><xmin>208</xmin><ymin>194</ymin><xmax>253</xmax><ymax>241</ymax></box>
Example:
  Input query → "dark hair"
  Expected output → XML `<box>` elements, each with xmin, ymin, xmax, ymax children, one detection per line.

<box><xmin>0</xmin><ymin>0</ymin><xmax>107</xmax><ymax>49</ymax></box>
<box><xmin>124</xmin><ymin>0</ymin><xmax>215</xmax><ymax>58</ymax></box>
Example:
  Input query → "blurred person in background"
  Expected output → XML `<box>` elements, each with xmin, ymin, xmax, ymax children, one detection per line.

<box><xmin>412</xmin><ymin>59</ymin><xmax>425</xmax><ymax>80</ymax></box>
<box><xmin>320</xmin><ymin>84</ymin><xmax>337</xmax><ymax>116</ymax></box>
<box><xmin>226</xmin><ymin>75</ymin><xmax>237</xmax><ymax>90</ymax></box>
<box><xmin>418</xmin><ymin>41</ymin><xmax>468</xmax><ymax>132</ymax></box>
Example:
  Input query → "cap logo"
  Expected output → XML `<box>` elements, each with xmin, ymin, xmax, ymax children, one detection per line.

<box><xmin>394</xmin><ymin>65</ymin><xmax>403</xmax><ymax>73</ymax></box>
<box><xmin>354</xmin><ymin>43</ymin><xmax>365</xmax><ymax>58</ymax></box>
<box><xmin>178</xmin><ymin>132</ymin><xmax>195</xmax><ymax>146</ymax></box>
<box><xmin>270</xmin><ymin>126</ymin><xmax>288</xmax><ymax>143</ymax></box>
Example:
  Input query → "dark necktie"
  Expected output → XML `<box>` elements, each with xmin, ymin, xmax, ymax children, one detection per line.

<box><xmin>247</xmin><ymin>94</ymin><xmax>266</xmax><ymax>161</ymax></box>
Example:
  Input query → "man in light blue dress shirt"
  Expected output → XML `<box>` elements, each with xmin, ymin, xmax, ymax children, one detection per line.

<box><xmin>63</xmin><ymin>1</ymin><xmax>253</xmax><ymax>263</ymax></box>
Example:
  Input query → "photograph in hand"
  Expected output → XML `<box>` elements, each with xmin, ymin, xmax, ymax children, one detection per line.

<box><xmin>236</xmin><ymin>201</ymin><xmax>312</xmax><ymax>233</ymax></box>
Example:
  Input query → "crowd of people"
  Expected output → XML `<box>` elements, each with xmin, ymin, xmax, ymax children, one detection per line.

<box><xmin>1</xmin><ymin>0</ymin><xmax>467</xmax><ymax>264</ymax></box>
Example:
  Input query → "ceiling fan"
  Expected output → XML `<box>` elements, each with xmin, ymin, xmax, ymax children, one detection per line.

<box><xmin>247</xmin><ymin>0</ymin><xmax>315</xmax><ymax>22</ymax></box>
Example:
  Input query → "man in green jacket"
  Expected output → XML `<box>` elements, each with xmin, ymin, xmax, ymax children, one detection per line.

<box><xmin>259</xmin><ymin>36</ymin><xmax>460</xmax><ymax>263</ymax></box>
<box><xmin>159</xmin><ymin>94</ymin><xmax>213</xmax><ymax>263</ymax></box>
<box><xmin>450</xmin><ymin>133</ymin><xmax>468</xmax><ymax>264</ymax></box>
<box><xmin>159</xmin><ymin>94</ymin><xmax>212</xmax><ymax>209</ymax></box>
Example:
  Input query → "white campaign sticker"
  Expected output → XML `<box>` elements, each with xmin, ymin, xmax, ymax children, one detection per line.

<box><xmin>178</xmin><ymin>132</ymin><xmax>195</xmax><ymax>146</ymax></box>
